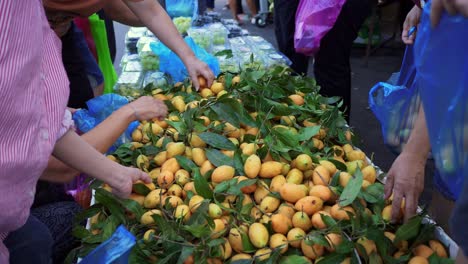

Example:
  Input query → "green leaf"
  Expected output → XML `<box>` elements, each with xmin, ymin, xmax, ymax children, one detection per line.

<box><xmin>101</xmin><ymin>215</ymin><xmax>119</xmax><ymax>240</ymax></box>
<box><xmin>214</xmin><ymin>180</ymin><xmax>231</xmax><ymax>193</ymax></box>
<box><xmin>186</xmin><ymin>200</ymin><xmax>210</xmax><ymax>226</ymax></box>
<box><xmin>233</xmin><ymin>149</ymin><xmax>246</xmax><ymax>176</ymax></box>
<box><xmin>339</xmin><ymin>168</ymin><xmax>363</xmax><ymax>207</ymax></box>
<box><xmin>241</xmin><ymin>231</ymin><xmax>257</xmax><ymax>253</ymax></box>
<box><xmin>315</xmin><ymin>253</ymin><xmax>346</xmax><ymax>264</ymax></box>
<box><xmin>72</xmin><ymin>225</ymin><xmax>91</xmax><ymax>239</ymax></box>
<box><xmin>329</xmin><ymin>172</ymin><xmax>341</xmax><ymax>187</ymax></box>
<box><xmin>94</xmin><ymin>188</ymin><xmax>125</xmax><ymax>223</ymax></box>
<box><xmin>175</xmin><ymin>155</ymin><xmax>197</xmax><ymax>173</ymax></box>
<box><xmin>205</xmin><ymin>148</ymin><xmax>233</xmax><ymax>167</ymax></box>
<box><xmin>394</xmin><ymin>215</ymin><xmax>422</xmax><ymax>244</ymax></box>
<box><xmin>327</xmin><ymin>159</ymin><xmax>347</xmax><ymax>172</ymax></box>
<box><xmin>297</xmin><ymin>126</ymin><xmax>321</xmax><ymax>141</ymax></box>
<box><xmin>210</xmin><ymin>102</ymin><xmax>240</xmax><ymax>128</ymax></box>
<box><xmin>307</xmin><ymin>232</ymin><xmax>330</xmax><ymax>247</ymax></box>
<box><xmin>273</xmin><ymin>126</ymin><xmax>299</xmax><ymax>148</ymax></box>
<box><xmin>132</xmin><ymin>183</ymin><xmax>151</xmax><ymax>196</ymax></box>
<box><xmin>428</xmin><ymin>253</ymin><xmax>455</xmax><ymax>264</ymax></box>
<box><xmin>321</xmin><ymin>214</ymin><xmax>337</xmax><ymax>228</ymax></box>
<box><xmin>335</xmin><ymin>239</ymin><xmax>355</xmax><ymax>254</ymax></box>
<box><xmin>152</xmin><ymin>214</ymin><xmax>180</xmax><ymax>241</ymax></box>
<box><xmin>193</xmin><ymin>168</ymin><xmax>214</xmax><ymax>199</ymax></box>
<box><xmin>369</xmin><ymin>252</ymin><xmax>383</xmax><ymax>264</ymax></box>
<box><xmin>279</xmin><ymin>255</ymin><xmax>311</xmax><ymax>264</ymax></box>
<box><xmin>158</xmin><ymin>250</ymin><xmax>181</xmax><ymax>264</ymax></box>
<box><xmin>360</xmin><ymin>183</ymin><xmax>384</xmax><ymax>204</ymax></box>
<box><xmin>208</xmin><ymin>238</ymin><xmax>226</xmax><ymax>248</ymax></box>
<box><xmin>166</xmin><ymin>120</ymin><xmax>187</xmax><ymax>134</ymax></box>
<box><xmin>121</xmin><ymin>198</ymin><xmax>144</xmax><ymax>219</ymax></box>
<box><xmin>176</xmin><ymin>246</ymin><xmax>194</xmax><ymax>264</ymax></box>
<box><xmin>199</xmin><ymin>132</ymin><xmax>236</xmax><ymax>150</ymax></box>
<box><xmin>73</xmin><ymin>203</ymin><xmax>102</xmax><ymax>224</ymax></box>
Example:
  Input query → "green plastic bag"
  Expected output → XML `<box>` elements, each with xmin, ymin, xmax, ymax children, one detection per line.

<box><xmin>89</xmin><ymin>14</ymin><xmax>117</xmax><ymax>94</ymax></box>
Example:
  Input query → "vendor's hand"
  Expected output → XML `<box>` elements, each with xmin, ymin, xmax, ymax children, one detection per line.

<box><xmin>431</xmin><ymin>0</ymin><xmax>468</xmax><ymax>27</ymax></box>
<box><xmin>184</xmin><ymin>56</ymin><xmax>215</xmax><ymax>91</ymax></box>
<box><xmin>402</xmin><ymin>5</ymin><xmax>422</xmax><ymax>45</ymax></box>
<box><xmin>384</xmin><ymin>151</ymin><xmax>426</xmax><ymax>222</ymax></box>
<box><xmin>127</xmin><ymin>96</ymin><xmax>168</xmax><ymax>121</ymax></box>
<box><xmin>110</xmin><ymin>166</ymin><xmax>151</xmax><ymax>198</ymax></box>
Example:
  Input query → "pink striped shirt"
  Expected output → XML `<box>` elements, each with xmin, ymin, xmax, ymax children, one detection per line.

<box><xmin>0</xmin><ymin>0</ymin><xmax>72</xmax><ymax>261</ymax></box>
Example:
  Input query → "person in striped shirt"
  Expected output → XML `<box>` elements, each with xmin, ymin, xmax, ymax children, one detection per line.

<box><xmin>0</xmin><ymin>1</ymin><xmax>166</xmax><ymax>263</ymax></box>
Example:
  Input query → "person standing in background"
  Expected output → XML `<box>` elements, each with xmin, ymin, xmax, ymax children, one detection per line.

<box><xmin>274</xmin><ymin>0</ymin><xmax>373</xmax><ymax>120</ymax></box>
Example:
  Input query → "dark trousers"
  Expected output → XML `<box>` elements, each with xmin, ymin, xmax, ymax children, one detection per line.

<box><xmin>5</xmin><ymin>215</ymin><xmax>54</xmax><ymax>264</ymax></box>
<box><xmin>274</xmin><ymin>0</ymin><xmax>372</xmax><ymax>119</ymax></box>
<box><xmin>206</xmin><ymin>0</ymin><xmax>215</xmax><ymax>9</ymax></box>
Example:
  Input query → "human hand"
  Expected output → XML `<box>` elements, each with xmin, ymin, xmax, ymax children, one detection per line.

<box><xmin>127</xmin><ymin>96</ymin><xmax>168</xmax><ymax>121</ymax></box>
<box><xmin>384</xmin><ymin>152</ymin><xmax>426</xmax><ymax>222</ymax></box>
<box><xmin>402</xmin><ymin>5</ymin><xmax>422</xmax><ymax>45</ymax></box>
<box><xmin>431</xmin><ymin>0</ymin><xmax>468</xmax><ymax>27</ymax></box>
<box><xmin>184</xmin><ymin>56</ymin><xmax>215</xmax><ymax>91</ymax></box>
<box><xmin>109</xmin><ymin>165</ymin><xmax>151</xmax><ymax>198</ymax></box>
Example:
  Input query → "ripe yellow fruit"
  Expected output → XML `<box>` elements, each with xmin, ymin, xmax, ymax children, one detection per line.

<box><xmin>325</xmin><ymin>233</ymin><xmax>342</xmax><ymax>252</ymax></box>
<box><xmin>161</xmin><ymin>158</ymin><xmax>180</xmax><ymax>174</ymax></box>
<box><xmin>277</xmin><ymin>203</ymin><xmax>296</xmax><ymax>220</ymax></box>
<box><xmin>174</xmin><ymin>204</ymin><xmax>191</xmax><ymax>222</ymax></box>
<box><xmin>211</xmin><ymin>219</ymin><xmax>227</xmax><ymax>238</ymax></box>
<box><xmin>235</xmin><ymin>176</ymin><xmax>256</xmax><ymax>194</ymax></box>
<box><xmin>231</xmin><ymin>254</ymin><xmax>251</xmax><ymax>261</ymax></box>
<box><xmin>136</xmin><ymin>155</ymin><xmax>150</xmax><ymax>170</ymax></box>
<box><xmin>153</xmin><ymin>151</ymin><xmax>167</xmax><ymax>166</ymax></box>
<box><xmin>301</xmin><ymin>240</ymin><xmax>324</xmax><ymax>259</ymax></box>
<box><xmin>362</xmin><ymin>180</ymin><xmax>371</xmax><ymax>190</ymax></box>
<box><xmin>140</xmin><ymin>209</ymin><xmax>162</xmax><ymax>225</ymax></box>
<box><xmin>248</xmin><ymin>223</ymin><xmax>269</xmax><ymax>248</ymax></box>
<box><xmin>219</xmin><ymin>239</ymin><xmax>232</xmax><ymax>260</ymax></box>
<box><xmin>200</xmin><ymin>88</ymin><xmax>214</xmax><ymax>98</ymax></box>
<box><xmin>357</xmin><ymin>237</ymin><xmax>377</xmax><ymax>256</ymax></box>
<box><xmin>381</xmin><ymin>205</ymin><xmax>394</xmax><ymax>222</ymax></box>
<box><xmin>200</xmin><ymin>160</ymin><xmax>215</xmax><ymax>176</ymax></box>
<box><xmin>294</xmin><ymin>196</ymin><xmax>323</xmax><ymax>216</ymax></box>
<box><xmin>132</xmin><ymin>129</ymin><xmax>143</xmax><ymax>142</ymax></box>
<box><xmin>244</xmin><ymin>154</ymin><xmax>262</xmax><ymax>178</ymax></box>
<box><xmin>412</xmin><ymin>244</ymin><xmax>434</xmax><ymax>258</ymax></box>
<box><xmin>144</xmin><ymin>189</ymin><xmax>166</xmax><ymax>208</ymax></box>
<box><xmin>129</xmin><ymin>193</ymin><xmax>145</xmax><ymax>206</ymax></box>
<box><xmin>171</xmin><ymin>96</ymin><xmax>186</xmax><ymax>112</ymax></box>
<box><xmin>292</xmin><ymin>211</ymin><xmax>312</xmax><ymax>231</ymax></box>
<box><xmin>210</xmin><ymin>81</ymin><xmax>224</xmax><ymax>94</ymax></box>
<box><xmin>270</xmin><ymin>175</ymin><xmax>287</xmax><ymax>192</ymax></box>
<box><xmin>259</xmin><ymin>161</ymin><xmax>283</xmax><ymax>178</ymax></box>
<box><xmin>143</xmin><ymin>229</ymin><xmax>156</xmax><ymax>242</ymax></box>
<box><xmin>271</xmin><ymin>214</ymin><xmax>293</xmax><ymax>235</ymax></box>
<box><xmin>289</xmin><ymin>94</ymin><xmax>305</xmax><ymax>106</ymax></box>
<box><xmin>232</xmin><ymin>75</ymin><xmax>241</xmax><ymax>85</ymax></box>
<box><xmin>319</xmin><ymin>160</ymin><xmax>337</xmax><ymax>175</ymax></box>
<box><xmin>361</xmin><ymin>165</ymin><xmax>377</xmax><ymax>183</ymax></box>
<box><xmin>330</xmin><ymin>204</ymin><xmax>355</xmax><ymax>220</ymax></box>
<box><xmin>189</xmin><ymin>195</ymin><xmax>205</xmax><ymax>213</ymax></box>
<box><xmin>287</xmin><ymin>227</ymin><xmax>306</xmax><ymax>248</ymax></box>
<box><xmin>157</xmin><ymin>170</ymin><xmax>174</xmax><ymax>188</ymax></box>
<box><xmin>242</xmin><ymin>143</ymin><xmax>257</xmax><ymax>156</ymax></box>
<box><xmin>270</xmin><ymin>233</ymin><xmax>289</xmax><ymax>254</ymax></box>
<box><xmin>313</xmin><ymin>138</ymin><xmax>325</xmax><ymax>150</ymax></box>
<box><xmin>339</xmin><ymin>172</ymin><xmax>352</xmax><ymax>187</ymax></box>
<box><xmin>211</xmin><ymin>165</ymin><xmax>235</xmax><ymax>184</ymax></box>
<box><xmin>313</xmin><ymin>165</ymin><xmax>331</xmax><ymax>185</ymax></box>
<box><xmin>408</xmin><ymin>256</ymin><xmax>429</xmax><ymax>264</ymax></box>
<box><xmin>197</xmin><ymin>76</ymin><xmax>208</xmax><ymax>88</ymax></box>
<box><xmin>229</xmin><ymin>225</ymin><xmax>249</xmax><ymax>253</ymax></box>
<box><xmin>175</xmin><ymin>169</ymin><xmax>190</xmax><ymax>186</ymax></box>
<box><xmin>280</xmin><ymin>183</ymin><xmax>308</xmax><ymax>203</ymax></box>
<box><xmin>167</xmin><ymin>184</ymin><xmax>183</xmax><ymax>197</ymax></box>
<box><xmin>164</xmin><ymin>196</ymin><xmax>183</xmax><ymax>208</ymax></box>
<box><xmin>260</xmin><ymin>196</ymin><xmax>281</xmax><ymax>213</ymax></box>
<box><xmin>429</xmin><ymin>240</ymin><xmax>448</xmax><ymax>258</ymax></box>
<box><xmin>190</xmin><ymin>134</ymin><xmax>206</xmax><ymax>148</ymax></box>
<box><xmin>253</xmin><ymin>248</ymin><xmax>272</xmax><ymax>261</ymax></box>
<box><xmin>309</xmin><ymin>185</ymin><xmax>333</xmax><ymax>202</ymax></box>
<box><xmin>346</xmin><ymin>150</ymin><xmax>366</xmax><ymax>161</ymax></box>
<box><xmin>132</xmin><ymin>180</ymin><xmax>156</xmax><ymax>192</ymax></box>
<box><xmin>295</xmin><ymin>154</ymin><xmax>313</xmax><ymax>171</ymax></box>
<box><xmin>254</xmin><ymin>182</ymin><xmax>270</xmax><ymax>204</ymax></box>
<box><xmin>192</xmin><ymin>148</ymin><xmax>207</xmax><ymax>166</ymax></box>
<box><xmin>312</xmin><ymin>211</ymin><xmax>332</xmax><ymax>229</ymax></box>
<box><xmin>286</xmin><ymin>168</ymin><xmax>304</xmax><ymax>184</ymax></box>
<box><xmin>208</xmin><ymin>203</ymin><xmax>223</xmax><ymax>219</ymax></box>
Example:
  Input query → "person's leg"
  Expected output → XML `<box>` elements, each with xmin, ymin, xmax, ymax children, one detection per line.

<box><xmin>273</xmin><ymin>0</ymin><xmax>309</xmax><ymax>75</ymax></box>
<box><xmin>229</xmin><ymin>0</ymin><xmax>241</xmax><ymax>22</ymax></box>
<box><xmin>246</xmin><ymin>0</ymin><xmax>258</xmax><ymax>16</ymax></box>
<box><xmin>32</xmin><ymin>202</ymin><xmax>83</xmax><ymax>264</ymax></box>
<box><xmin>4</xmin><ymin>215</ymin><xmax>54</xmax><ymax>264</ymax></box>
<box><xmin>313</xmin><ymin>0</ymin><xmax>372</xmax><ymax>120</ymax></box>
<box><xmin>206</xmin><ymin>0</ymin><xmax>215</xmax><ymax>10</ymax></box>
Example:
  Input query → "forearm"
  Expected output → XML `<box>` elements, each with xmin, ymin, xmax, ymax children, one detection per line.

<box><xmin>52</xmin><ymin>130</ymin><xmax>122</xmax><ymax>187</ymax></box>
<box><xmin>402</xmin><ymin>105</ymin><xmax>431</xmax><ymax>159</ymax></box>
<box><xmin>124</xmin><ymin>0</ymin><xmax>196</xmax><ymax>63</ymax></box>
<box><xmin>104</xmin><ymin>0</ymin><xmax>144</xmax><ymax>27</ymax></box>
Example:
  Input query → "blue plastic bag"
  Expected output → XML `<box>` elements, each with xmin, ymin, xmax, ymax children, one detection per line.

<box><xmin>369</xmin><ymin>45</ymin><xmax>421</xmax><ymax>154</ymax></box>
<box><xmin>73</xmin><ymin>94</ymin><xmax>138</xmax><ymax>153</ymax></box>
<box><xmin>80</xmin><ymin>225</ymin><xmax>136</xmax><ymax>264</ymax></box>
<box><xmin>150</xmin><ymin>37</ymin><xmax>220</xmax><ymax>83</ymax></box>
<box><xmin>414</xmin><ymin>2</ymin><xmax>468</xmax><ymax>200</ymax></box>
<box><xmin>166</xmin><ymin>0</ymin><xmax>197</xmax><ymax>18</ymax></box>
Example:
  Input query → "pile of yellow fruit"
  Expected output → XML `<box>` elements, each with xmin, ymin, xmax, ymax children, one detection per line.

<box><xmin>82</xmin><ymin>70</ymin><xmax>451</xmax><ymax>264</ymax></box>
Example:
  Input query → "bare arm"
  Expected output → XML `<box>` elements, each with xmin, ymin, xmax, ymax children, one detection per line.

<box><xmin>384</xmin><ymin>106</ymin><xmax>431</xmax><ymax>222</ymax></box>
<box><xmin>40</xmin><ymin>96</ymin><xmax>167</xmax><ymax>183</ymax></box>
<box><xmin>103</xmin><ymin>0</ymin><xmax>144</xmax><ymax>27</ymax></box>
<box><xmin>52</xmin><ymin>130</ymin><xmax>150</xmax><ymax>198</ymax></box>
<box><xmin>123</xmin><ymin>0</ymin><xmax>214</xmax><ymax>89</ymax></box>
